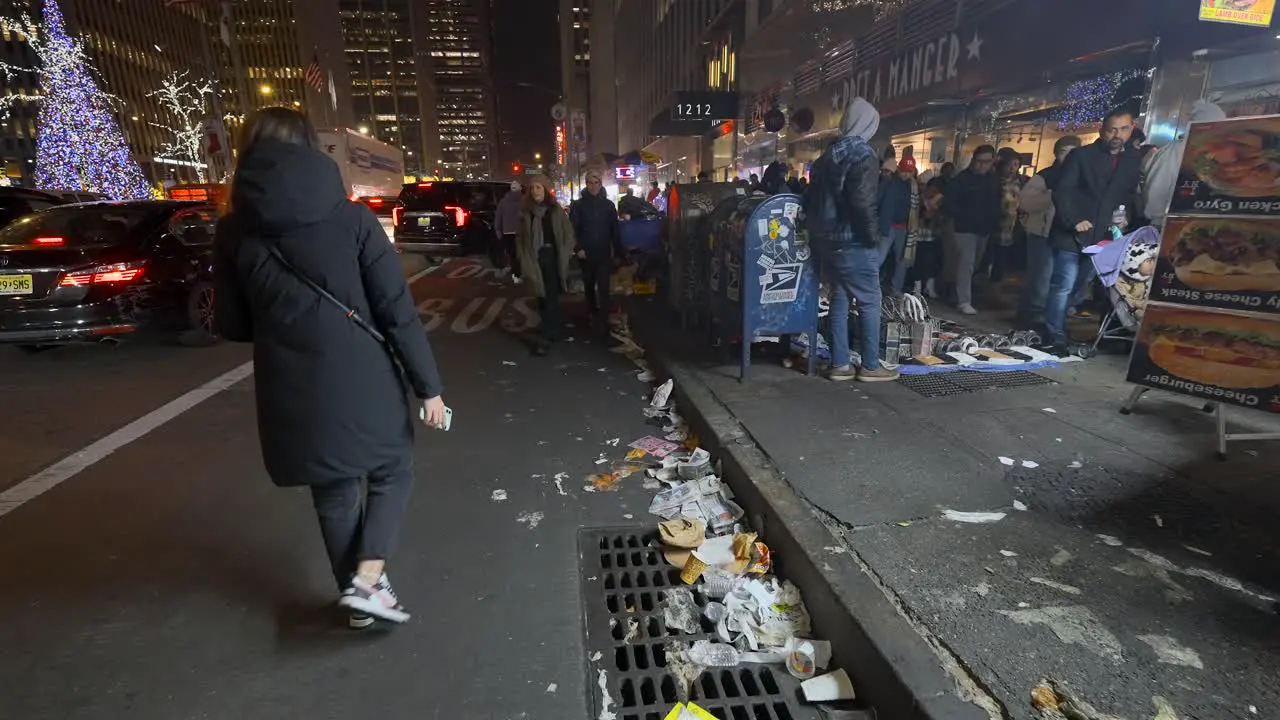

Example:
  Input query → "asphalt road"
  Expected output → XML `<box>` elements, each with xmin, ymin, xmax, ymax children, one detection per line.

<box><xmin>0</xmin><ymin>255</ymin><xmax>662</xmax><ymax>719</ymax></box>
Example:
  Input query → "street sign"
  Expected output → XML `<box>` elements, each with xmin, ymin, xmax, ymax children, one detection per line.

<box><xmin>551</xmin><ymin>103</ymin><xmax>568</xmax><ymax>122</ymax></box>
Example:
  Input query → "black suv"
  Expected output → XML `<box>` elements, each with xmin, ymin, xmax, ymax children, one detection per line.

<box><xmin>0</xmin><ymin>187</ymin><xmax>67</xmax><ymax>229</ymax></box>
<box><xmin>393</xmin><ymin>181</ymin><xmax>510</xmax><ymax>257</ymax></box>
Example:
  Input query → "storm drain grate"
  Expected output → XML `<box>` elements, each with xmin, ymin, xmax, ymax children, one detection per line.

<box><xmin>897</xmin><ymin>370</ymin><xmax>1056</xmax><ymax>398</ymax></box>
<box><xmin>580</xmin><ymin>528</ymin><xmax>818</xmax><ymax>720</ymax></box>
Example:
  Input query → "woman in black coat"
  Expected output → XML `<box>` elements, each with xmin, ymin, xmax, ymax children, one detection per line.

<box><xmin>213</xmin><ymin>108</ymin><xmax>446</xmax><ymax>628</ymax></box>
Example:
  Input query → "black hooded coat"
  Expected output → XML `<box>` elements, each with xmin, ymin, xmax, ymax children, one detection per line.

<box><xmin>213</xmin><ymin>140</ymin><xmax>443</xmax><ymax>487</ymax></box>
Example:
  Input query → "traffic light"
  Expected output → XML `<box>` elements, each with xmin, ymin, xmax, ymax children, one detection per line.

<box><xmin>512</xmin><ymin>162</ymin><xmax>521</xmax><ymax>174</ymax></box>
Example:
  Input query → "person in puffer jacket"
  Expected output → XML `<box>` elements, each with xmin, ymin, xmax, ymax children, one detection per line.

<box><xmin>805</xmin><ymin>97</ymin><xmax>899</xmax><ymax>383</ymax></box>
<box><xmin>494</xmin><ymin>179</ymin><xmax>524</xmax><ymax>283</ymax></box>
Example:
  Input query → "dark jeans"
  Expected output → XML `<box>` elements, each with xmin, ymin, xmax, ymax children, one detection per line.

<box><xmin>500</xmin><ymin>233</ymin><xmax>517</xmax><ymax>272</ymax></box>
<box><xmin>580</xmin><ymin>255</ymin><xmax>612</xmax><ymax>317</ymax></box>
<box><xmin>1045</xmin><ymin>248</ymin><xmax>1092</xmax><ymax>344</ymax></box>
<box><xmin>537</xmin><ymin>246</ymin><xmax>562</xmax><ymax>342</ymax></box>
<box><xmin>309</xmin><ymin>455</ymin><xmax>416</xmax><ymax>591</ymax></box>
<box><xmin>819</xmin><ymin>239</ymin><xmax>883</xmax><ymax>370</ymax></box>
<box><xmin>1018</xmin><ymin>233</ymin><xmax>1053</xmax><ymax>323</ymax></box>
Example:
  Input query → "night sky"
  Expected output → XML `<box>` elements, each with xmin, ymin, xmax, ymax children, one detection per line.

<box><xmin>490</xmin><ymin>0</ymin><xmax>560</xmax><ymax>176</ymax></box>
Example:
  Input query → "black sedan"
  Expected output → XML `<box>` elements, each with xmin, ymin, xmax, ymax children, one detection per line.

<box><xmin>0</xmin><ymin>200</ymin><xmax>220</xmax><ymax>350</ymax></box>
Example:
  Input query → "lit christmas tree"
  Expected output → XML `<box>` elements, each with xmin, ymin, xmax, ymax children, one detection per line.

<box><xmin>0</xmin><ymin>0</ymin><xmax>152</xmax><ymax>199</ymax></box>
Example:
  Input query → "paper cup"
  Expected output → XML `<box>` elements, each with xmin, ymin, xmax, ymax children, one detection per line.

<box><xmin>786</xmin><ymin>646</ymin><xmax>816</xmax><ymax>679</ymax></box>
<box><xmin>680</xmin><ymin>555</ymin><xmax>707</xmax><ymax>585</ymax></box>
<box><xmin>801</xmin><ymin>668</ymin><xmax>856</xmax><ymax>702</ymax></box>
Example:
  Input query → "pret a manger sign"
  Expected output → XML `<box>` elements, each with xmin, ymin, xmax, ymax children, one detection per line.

<box><xmin>1127</xmin><ymin>114</ymin><xmax>1280</xmax><ymax>413</ymax></box>
<box><xmin>830</xmin><ymin>29</ymin><xmax>982</xmax><ymax>116</ymax></box>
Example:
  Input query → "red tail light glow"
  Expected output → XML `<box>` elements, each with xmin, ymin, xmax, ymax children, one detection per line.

<box><xmin>34</xmin><ymin>236</ymin><xmax>66</xmax><ymax>246</ymax></box>
<box><xmin>443</xmin><ymin>204</ymin><xmax>468</xmax><ymax>228</ymax></box>
<box><xmin>417</xmin><ymin>182</ymin><xmax>434</xmax><ymax>188</ymax></box>
<box><xmin>392</xmin><ymin>206</ymin><xmax>404</xmax><ymax>227</ymax></box>
<box><xmin>59</xmin><ymin>260</ymin><xmax>147</xmax><ymax>287</ymax></box>
<box><xmin>366</xmin><ymin>197</ymin><xmax>384</xmax><ymax>205</ymax></box>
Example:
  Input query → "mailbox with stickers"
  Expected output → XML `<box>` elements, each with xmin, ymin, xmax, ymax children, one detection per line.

<box><xmin>708</xmin><ymin>193</ymin><xmax>819</xmax><ymax>381</ymax></box>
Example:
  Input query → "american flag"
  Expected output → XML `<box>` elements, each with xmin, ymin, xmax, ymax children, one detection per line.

<box><xmin>304</xmin><ymin>54</ymin><xmax>324</xmax><ymax>93</ymax></box>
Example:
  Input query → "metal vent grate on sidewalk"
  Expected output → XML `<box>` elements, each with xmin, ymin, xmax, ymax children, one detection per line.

<box><xmin>897</xmin><ymin>370</ymin><xmax>1056</xmax><ymax>398</ymax></box>
<box><xmin>580</xmin><ymin>528</ymin><xmax>818</xmax><ymax>720</ymax></box>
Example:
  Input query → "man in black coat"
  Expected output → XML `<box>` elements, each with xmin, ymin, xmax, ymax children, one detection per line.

<box><xmin>569</xmin><ymin>170</ymin><xmax>622</xmax><ymax>330</ymax></box>
<box><xmin>1046</xmin><ymin>108</ymin><xmax>1143</xmax><ymax>348</ymax></box>
<box><xmin>941</xmin><ymin>145</ymin><xmax>1002</xmax><ymax>315</ymax></box>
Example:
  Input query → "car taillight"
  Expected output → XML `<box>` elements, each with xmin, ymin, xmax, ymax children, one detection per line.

<box><xmin>392</xmin><ymin>206</ymin><xmax>404</xmax><ymax>227</ymax></box>
<box><xmin>34</xmin><ymin>236</ymin><xmax>66</xmax><ymax>246</ymax></box>
<box><xmin>444</xmin><ymin>204</ymin><xmax>468</xmax><ymax>227</ymax></box>
<box><xmin>59</xmin><ymin>260</ymin><xmax>147</xmax><ymax>287</ymax></box>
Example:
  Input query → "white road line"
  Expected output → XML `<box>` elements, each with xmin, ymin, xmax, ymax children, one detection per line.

<box><xmin>406</xmin><ymin>264</ymin><xmax>437</xmax><ymax>285</ymax></box>
<box><xmin>0</xmin><ymin>361</ymin><xmax>255</xmax><ymax>519</ymax></box>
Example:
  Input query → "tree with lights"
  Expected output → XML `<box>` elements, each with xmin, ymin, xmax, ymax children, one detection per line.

<box><xmin>0</xmin><ymin>0</ymin><xmax>152</xmax><ymax>199</ymax></box>
<box><xmin>149</xmin><ymin>71</ymin><xmax>216</xmax><ymax>182</ymax></box>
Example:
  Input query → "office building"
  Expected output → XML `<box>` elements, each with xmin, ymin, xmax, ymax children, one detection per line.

<box><xmin>0</xmin><ymin>0</ymin><xmax>40</xmax><ymax>186</ymax></box>
<box><xmin>558</xmin><ymin>0</ymin><xmax>590</xmax><ymax>169</ymax></box>
<box><xmin>585</xmin><ymin>0</ymin><xmax>616</xmax><ymax>157</ymax></box>
<box><xmin>423</xmin><ymin>0</ymin><xmax>496</xmax><ymax>180</ymax></box>
<box><xmin>339</xmin><ymin>0</ymin><xmax>436</xmax><ymax>177</ymax></box>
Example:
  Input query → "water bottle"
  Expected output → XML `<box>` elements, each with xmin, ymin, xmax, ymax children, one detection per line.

<box><xmin>1110</xmin><ymin>204</ymin><xmax>1126</xmax><ymax>240</ymax></box>
<box><xmin>688</xmin><ymin>640</ymin><xmax>741</xmax><ymax>667</ymax></box>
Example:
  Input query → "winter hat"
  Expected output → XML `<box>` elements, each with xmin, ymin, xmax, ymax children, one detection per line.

<box><xmin>898</xmin><ymin>156</ymin><xmax>917</xmax><ymax>173</ymax></box>
<box><xmin>839</xmin><ymin>97</ymin><xmax>880</xmax><ymax>141</ymax></box>
<box><xmin>526</xmin><ymin>174</ymin><xmax>553</xmax><ymax>193</ymax></box>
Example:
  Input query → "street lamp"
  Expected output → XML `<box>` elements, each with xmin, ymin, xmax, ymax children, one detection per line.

<box><xmin>259</xmin><ymin>84</ymin><xmax>272</xmax><ymax>96</ymax></box>
<box><xmin>534</xmin><ymin>152</ymin><xmax>542</xmax><ymax>161</ymax></box>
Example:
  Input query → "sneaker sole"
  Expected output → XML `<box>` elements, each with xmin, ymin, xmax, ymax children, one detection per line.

<box><xmin>348</xmin><ymin>614</ymin><xmax>375</xmax><ymax>630</ymax></box>
<box><xmin>338</xmin><ymin>595</ymin><xmax>410</xmax><ymax>623</ymax></box>
<box><xmin>857</xmin><ymin>374</ymin><xmax>900</xmax><ymax>382</ymax></box>
<box><xmin>828</xmin><ymin>374</ymin><xmax>857</xmax><ymax>382</ymax></box>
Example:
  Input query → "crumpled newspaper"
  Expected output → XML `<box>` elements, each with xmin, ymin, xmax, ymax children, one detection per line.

<box><xmin>662</xmin><ymin>587</ymin><xmax>701</xmax><ymax>635</ymax></box>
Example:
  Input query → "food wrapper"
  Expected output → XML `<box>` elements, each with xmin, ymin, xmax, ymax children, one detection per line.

<box><xmin>747</xmin><ymin>542</ymin><xmax>772</xmax><ymax>575</ymax></box>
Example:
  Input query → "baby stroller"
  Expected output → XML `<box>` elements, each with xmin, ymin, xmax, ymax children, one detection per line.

<box><xmin>1083</xmin><ymin>226</ymin><xmax>1161</xmax><ymax>353</ymax></box>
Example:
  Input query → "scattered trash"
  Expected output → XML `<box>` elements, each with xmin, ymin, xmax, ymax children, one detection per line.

<box><xmin>1030</xmin><ymin>577</ymin><xmax>1083</xmax><ymax>595</ymax></box>
<box><xmin>824</xmin><ymin>546</ymin><xmax>849</xmax><ymax>554</ymax></box>
<box><xmin>1000</xmin><ymin>550</ymin><xmax>1018</xmax><ymax>557</ymax></box>
<box><xmin>999</xmin><ymin>456</ymin><xmax>1015</xmax><ymax>466</ymax></box>
<box><xmin>516</xmin><ymin>511</ymin><xmax>544</xmax><ymax>529</ymax></box>
<box><xmin>1021</xmin><ymin>460</ymin><xmax>1040</xmax><ymax>469</ymax></box>
<box><xmin>637</xmin><ymin>369</ymin><xmax>657</xmax><ymax>382</ymax></box>
<box><xmin>490</xmin><ymin>489</ymin><xmax>508</xmax><ymax>502</ymax></box>
<box><xmin>1068</xmin><ymin>460</ymin><xmax>1083</xmax><ymax>469</ymax></box>
<box><xmin>629</xmin><ymin>435</ymin><xmax>682</xmax><ymax>458</ymax></box>
<box><xmin>591</xmin><ymin>472</ymin><xmax>622</xmax><ymax>491</ymax></box>
<box><xmin>1030</xmin><ymin>678</ymin><xmax>1125</xmax><ymax>720</ymax></box>
<box><xmin>596</xmin><ymin>669</ymin><xmax>617</xmax><ymax>720</ymax></box>
<box><xmin>1153</xmin><ymin>514</ymin><xmax>1163</xmax><ymax>528</ymax></box>
<box><xmin>623</xmin><ymin>513</ymin><xmax>633</xmax><ymax>519</ymax></box>
<box><xmin>801</xmin><ymin>669</ymin><xmax>856</xmax><ymax>702</ymax></box>
<box><xmin>662</xmin><ymin>588</ymin><xmax>701</xmax><ymax>634</ymax></box>
<box><xmin>943</xmin><ymin>509</ymin><xmax>1007</xmax><ymax>524</ymax></box>
<box><xmin>605</xmin><ymin>437</ymin><xmax>620</xmax><ymax>447</ymax></box>
<box><xmin>688</xmin><ymin>639</ymin><xmax>740</xmax><ymax>667</ymax></box>
<box><xmin>1013</xmin><ymin>500</ymin><xmax>1029</xmax><ymax>511</ymax></box>
<box><xmin>623</xmin><ymin>616</ymin><xmax>640</xmax><ymax>643</ymax></box>
<box><xmin>595</xmin><ymin>456</ymin><xmax>610</xmax><ymax>465</ymax></box>
<box><xmin>651</xmin><ymin>378</ymin><xmax>674</xmax><ymax>408</ymax></box>
<box><xmin>662</xmin><ymin>702</ymin><xmax>719</xmax><ymax>720</ymax></box>
<box><xmin>553</xmin><ymin>472</ymin><xmax>570</xmax><ymax>496</ymax></box>
<box><xmin>501</xmin><ymin>360</ymin><xmax>517</xmax><ymax>366</ymax></box>
<box><xmin>546</xmin><ymin>683</ymin><xmax>558</xmax><ymax>694</ymax></box>
<box><xmin>626</xmin><ymin>448</ymin><xmax>648</xmax><ymax>460</ymax></box>
<box><xmin>1096</xmin><ymin>534</ymin><xmax>1123</xmax><ymax>547</ymax></box>
<box><xmin>1183</xmin><ymin>545</ymin><xmax>1212</xmax><ymax>557</ymax></box>
<box><xmin>1042</xmin><ymin>408</ymin><xmax>1057</xmax><ymax>414</ymax></box>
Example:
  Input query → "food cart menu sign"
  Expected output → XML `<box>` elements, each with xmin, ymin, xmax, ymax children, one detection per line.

<box><xmin>1126</xmin><ymin>114</ymin><xmax>1280</xmax><ymax>413</ymax></box>
<box><xmin>1198</xmin><ymin>0</ymin><xmax>1276</xmax><ymax>27</ymax></box>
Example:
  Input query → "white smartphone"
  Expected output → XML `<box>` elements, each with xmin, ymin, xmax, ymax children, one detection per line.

<box><xmin>420</xmin><ymin>405</ymin><xmax>453</xmax><ymax>431</ymax></box>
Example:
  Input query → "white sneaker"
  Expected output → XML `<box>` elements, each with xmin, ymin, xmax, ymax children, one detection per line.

<box><xmin>512</xmin><ymin>274</ymin><xmax>522</xmax><ymax>285</ymax></box>
<box><xmin>338</xmin><ymin>574</ymin><xmax>410</xmax><ymax>623</ymax></box>
<box><xmin>958</xmin><ymin>303</ymin><xmax>978</xmax><ymax>315</ymax></box>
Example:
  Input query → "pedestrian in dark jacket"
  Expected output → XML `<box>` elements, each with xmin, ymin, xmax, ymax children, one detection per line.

<box><xmin>1045</xmin><ymin>108</ymin><xmax>1143</xmax><ymax>348</ymax></box>
<box><xmin>877</xmin><ymin>155</ymin><xmax>916</xmax><ymax>292</ymax></box>
<box><xmin>569</xmin><ymin>170</ymin><xmax>622</xmax><ymax>331</ymax></box>
<box><xmin>213</xmin><ymin>107</ymin><xmax>446</xmax><ymax>629</ymax></box>
<box><xmin>805</xmin><ymin>97</ymin><xmax>899</xmax><ymax>383</ymax></box>
<box><xmin>516</xmin><ymin>173</ymin><xmax>577</xmax><ymax>355</ymax></box>
<box><xmin>493</xmin><ymin>179</ymin><xmax>524</xmax><ymax>283</ymax></box>
<box><xmin>941</xmin><ymin>144</ymin><xmax>1001</xmax><ymax>314</ymax></box>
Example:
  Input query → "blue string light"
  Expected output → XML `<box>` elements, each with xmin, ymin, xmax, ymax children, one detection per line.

<box><xmin>1052</xmin><ymin>70</ymin><xmax>1147</xmax><ymax>131</ymax></box>
<box><xmin>30</xmin><ymin>0</ymin><xmax>152</xmax><ymax>199</ymax></box>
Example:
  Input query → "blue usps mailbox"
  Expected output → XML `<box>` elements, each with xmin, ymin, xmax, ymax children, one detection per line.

<box><xmin>709</xmin><ymin>193</ymin><xmax>819</xmax><ymax>381</ymax></box>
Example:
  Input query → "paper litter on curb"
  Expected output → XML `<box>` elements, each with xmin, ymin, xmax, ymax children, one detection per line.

<box><xmin>1013</xmin><ymin>499</ymin><xmax>1029</xmax><ymax>511</ymax></box>
<box><xmin>651</xmin><ymin>378</ymin><xmax>674</xmax><ymax>408</ymax></box>
<box><xmin>999</xmin><ymin>456</ymin><xmax>1015</xmax><ymax>466</ymax></box>
<box><xmin>663</xmin><ymin>588</ymin><xmax>701</xmax><ymax>634</ymax></box>
<box><xmin>942</xmin><ymin>509</ymin><xmax>1007</xmax><ymax>524</ymax></box>
<box><xmin>490</xmin><ymin>489</ymin><xmax>507</xmax><ymax>502</ymax></box>
<box><xmin>1021</xmin><ymin>460</ymin><xmax>1040</xmax><ymax>468</ymax></box>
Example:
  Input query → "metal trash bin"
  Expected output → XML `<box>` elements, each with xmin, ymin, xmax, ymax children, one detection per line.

<box><xmin>666</xmin><ymin>182</ymin><xmax>744</xmax><ymax>328</ymax></box>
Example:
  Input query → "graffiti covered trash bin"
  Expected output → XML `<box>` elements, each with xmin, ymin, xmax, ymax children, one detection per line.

<box><xmin>666</xmin><ymin>182</ymin><xmax>744</xmax><ymax>328</ymax></box>
<box><xmin>708</xmin><ymin>193</ymin><xmax>819</xmax><ymax>381</ymax></box>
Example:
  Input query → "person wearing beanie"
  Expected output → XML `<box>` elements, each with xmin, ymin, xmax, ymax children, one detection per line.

<box><xmin>875</xmin><ymin>154</ymin><xmax>918</xmax><ymax>293</ymax></box>
<box><xmin>515</xmin><ymin>173</ymin><xmax>577</xmax><ymax>355</ymax></box>
<box><xmin>569</xmin><ymin>169</ymin><xmax>622</xmax><ymax>332</ymax></box>
<box><xmin>494</xmin><ymin>178</ymin><xmax>525</xmax><ymax>283</ymax></box>
<box><xmin>1017</xmin><ymin>135</ymin><xmax>1081</xmax><ymax>327</ymax></box>
<box><xmin>806</xmin><ymin>96</ymin><xmax>900</xmax><ymax>383</ymax></box>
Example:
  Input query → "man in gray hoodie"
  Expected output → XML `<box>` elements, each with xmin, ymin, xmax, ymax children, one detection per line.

<box><xmin>806</xmin><ymin>97</ymin><xmax>899</xmax><ymax>382</ymax></box>
<box><xmin>494</xmin><ymin>179</ymin><xmax>524</xmax><ymax>283</ymax></box>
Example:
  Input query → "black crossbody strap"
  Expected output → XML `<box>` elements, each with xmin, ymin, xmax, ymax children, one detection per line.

<box><xmin>265</xmin><ymin>244</ymin><xmax>387</xmax><ymax>344</ymax></box>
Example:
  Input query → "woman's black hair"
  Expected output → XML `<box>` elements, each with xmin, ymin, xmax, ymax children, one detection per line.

<box><xmin>237</xmin><ymin>106</ymin><xmax>319</xmax><ymax>154</ymax></box>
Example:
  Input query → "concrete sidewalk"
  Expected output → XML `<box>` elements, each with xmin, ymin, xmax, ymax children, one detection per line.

<box><xmin>627</xmin><ymin>296</ymin><xmax>1279</xmax><ymax>720</ymax></box>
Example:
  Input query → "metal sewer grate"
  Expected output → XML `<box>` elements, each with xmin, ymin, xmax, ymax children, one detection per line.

<box><xmin>897</xmin><ymin>370</ymin><xmax>1056</xmax><ymax>398</ymax></box>
<box><xmin>580</xmin><ymin>528</ymin><xmax>819</xmax><ymax>720</ymax></box>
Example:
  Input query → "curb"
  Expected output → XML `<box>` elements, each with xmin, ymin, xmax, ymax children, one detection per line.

<box><xmin>631</xmin><ymin>315</ymin><xmax>990</xmax><ymax>720</ymax></box>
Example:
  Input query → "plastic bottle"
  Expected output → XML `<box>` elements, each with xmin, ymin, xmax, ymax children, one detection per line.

<box><xmin>688</xmin><ymin>640</ymin><xmax>740</xmax><ymax>667</ymax></box>
<box><xmin>1109</xmin><ymin>204</ymin><xmax>1126</xmax><ymax>240</ymax></box>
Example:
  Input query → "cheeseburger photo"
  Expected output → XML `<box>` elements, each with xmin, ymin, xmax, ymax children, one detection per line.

<box><xmin>1141</xmin><ymin>308</ymin><xmax>1280</xmax><ymax>390</ymax></box>
<box><xmin>1165</xmin><ymin>218</ymin><xmax>1280</xmax><ymax>292</ymax></box>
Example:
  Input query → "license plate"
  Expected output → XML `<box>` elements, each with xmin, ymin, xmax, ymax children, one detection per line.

<box><xmin>0</xmin><ymin>274</ymin><xmax>33</xmax><ymax>296</ymax></box>
<box><xmin>417</xmin><ymin>216</ymin><xmax>433</xmax><ymax>227</ymax></box>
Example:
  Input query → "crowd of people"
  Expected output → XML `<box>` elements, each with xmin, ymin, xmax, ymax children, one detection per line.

<box><xmin>803</xmin><ymin>95</ymin><xmax>1203</xmax><ymax>381</ymax></box>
